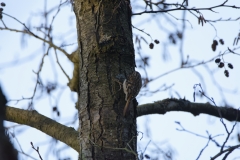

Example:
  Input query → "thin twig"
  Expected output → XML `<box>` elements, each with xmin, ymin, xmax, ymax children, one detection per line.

<box><xmin>54</xmin><ymin>49</ymin><xmax>70</xmax><ymax>81</ymax></box>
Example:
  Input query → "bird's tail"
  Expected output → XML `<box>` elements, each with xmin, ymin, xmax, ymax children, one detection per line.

<box><xmin>123</xmin><ymin>99</ymin><xmax>131</xmax><ymax>116</ymax></box>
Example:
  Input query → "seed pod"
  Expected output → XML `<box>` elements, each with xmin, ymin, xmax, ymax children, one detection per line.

<box><xmin>213</xmin><ymin>40</ymin><xmax>218</xmax><ymax>45</ymax></box>
<box><xmin>211</xmin><ymin>44</ymin><xmax>216</xmax><ymax>51</ymax></box>
<box><xmin>215</xmin><ymin>58</ymin><xmax>221</xmax><ymax>63</ymax></box>
<box><xmin>1</xmin><ymin>2</ymin><xmax>5</xmax><ymax>7</ymax></box>
<box><xmin>149</xmin><ymin>43</ymin><xmax>154</xmax><ymax>49</ymax></box>
<box><xmin>154</xmin><ymin>39</ymin><xmax>160</xmax><ymax>44</ymax></box>
<box><xmin>228</xmin><ymin>63</ymin><xmax>233</xmax><ymax>69</ymax></box>
<box><xmin>219</xmin><ymin>39</ymin><xmax>224</xmax><ymax>45</ymax></box>
<box><xmin>224</xmin><ymin>70</ymin><xmax>229</xmax><ymax>77</ymax></box>
<box><xmin>218</xmin><ymin>62</ymin><xmax>224</xmax><ymax>68</ymax></box>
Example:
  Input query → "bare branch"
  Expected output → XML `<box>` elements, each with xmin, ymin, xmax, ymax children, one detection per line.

<box><xmin>133</xmin><ymin>1</ymin><xmax>240</xmax><ymax>16</ymax></box>
<box><xmin>5</xmin><ymin>106</ymin><xmax>79</xmax><ymax>152</ymax></box>
<box><xmin>211</xmin><ymin>144</ymin><xmax>240</xmax><ymax>160</ymax></box>
<box><xmin>54</xmin><ymin>49</ymin><xmax>71</xmax><ymax>81</ymax></box>
<box><xmin>0</xmin><ymin>26</ymin><xmax>70</xmax><ymax>59</ymax></box>
<box><xmin>137</xmin><ymin>98</ymin><xmax>240</xmax><ymax>122</ymax></box>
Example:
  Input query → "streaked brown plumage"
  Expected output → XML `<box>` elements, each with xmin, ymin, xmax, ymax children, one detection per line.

<box><xmin>123</xmin><ymin>71</ymin><xmax>142</xmax><ymax>116</ymax></box>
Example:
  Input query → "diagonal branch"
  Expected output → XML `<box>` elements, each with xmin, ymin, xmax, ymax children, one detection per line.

<box><xmin>0</xmin><ymin>27</ymin><xmax>70</xmax><ymax>59</ymax></box>
<box><xmin>5</xmin><ymin>106</ymin><xmax>79</xmax><ymax>152</ymax></box>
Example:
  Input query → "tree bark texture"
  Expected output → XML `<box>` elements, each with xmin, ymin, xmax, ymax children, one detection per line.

<box><xmin>73</xmin><ymin>0</ymin><xmax>137</xmax><ymax>159</ymax></box>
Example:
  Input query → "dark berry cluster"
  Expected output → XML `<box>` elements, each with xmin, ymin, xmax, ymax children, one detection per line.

<box><xmin>0</xmin><ymin>2</ymin><xmax>5</xmax><ymax>19</ymax></box>
<box><xmin>149</xmin><ymin>39</ymin><xmax>160</xmax><ymax>49</ymax></box>
<box><xmin>211</xmin><ymin>39</ymin><xmax>224</xmax><ymax>51</ymax></box>
<box><xmin>215</xmin><ymin>58</ymin><xmax>233</xmax><ymax>77</ymax></box>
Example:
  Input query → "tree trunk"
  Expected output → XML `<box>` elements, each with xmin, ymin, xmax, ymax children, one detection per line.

<box><xmin>73</xmin><ymin>0</ymin><xmax>137</xmax><ymax>159</ymax></box>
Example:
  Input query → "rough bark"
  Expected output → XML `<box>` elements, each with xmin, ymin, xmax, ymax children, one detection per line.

<box><xmin>73</xmin><ymin>0</ymin><xmax>137</xmax><ymax>159</ymax></box>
